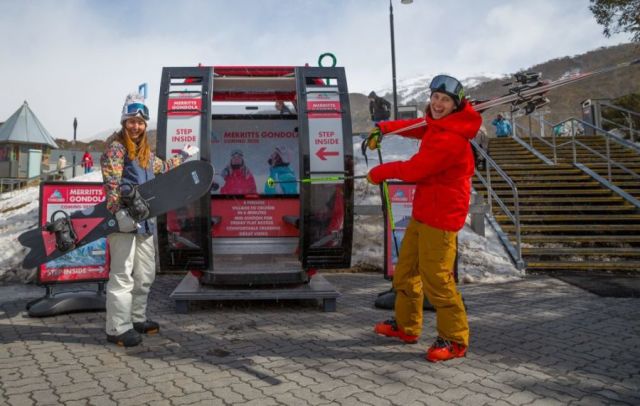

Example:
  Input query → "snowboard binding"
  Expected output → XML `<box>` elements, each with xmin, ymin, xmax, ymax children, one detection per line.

<box><xmin>44</xmin><ymin>210</ymin><xmax>78</xmax><ymax>252</ymax></box>
<box><xmin>119</xmin><ymin>182</ymin><xmax>150</xmax><ymax>222</ymax></box>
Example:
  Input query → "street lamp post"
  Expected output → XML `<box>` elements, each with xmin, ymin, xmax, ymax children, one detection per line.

<box><xmin>72</xmin><ymin>117</ymin><xmax>77</xmax><ymax>178</ymax></box>
<box><xmin>389</xmin><ymin>0</ymin><xmax>413</xmax><ymax>120</ymax></box>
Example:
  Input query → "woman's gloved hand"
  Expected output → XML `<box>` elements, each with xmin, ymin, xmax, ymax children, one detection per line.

<box><xmin>115</xmin><ymin>209</ymin><xmax>137</xmax><ymax>232</ymax></box>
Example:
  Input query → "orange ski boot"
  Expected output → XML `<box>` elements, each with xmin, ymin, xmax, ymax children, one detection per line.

<box><xmin>426</xmin><ymin>336</ymin><xmax>467</xmax><ymax>362</ymax></box>
<box><xmin>374</xmin><ymin>319</ymin><xmax>418</xmax><ymax>344</ymax></box>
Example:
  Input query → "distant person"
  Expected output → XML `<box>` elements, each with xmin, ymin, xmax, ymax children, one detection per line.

<box><xmin>473</xmin><ymin>126</ymin><xmax>489</xmax><ymax>170</ymax></box>
<box><xmin>264</xmin><ymin>146</ymin><xmax>297</xmax><ymax>195</ymax></box>
<box><xmin>491</xmin><ymin>113</ymin><xmax>512</xmax><ymax>137</ymax></box>
<box><xmin>82</xmin><ymin>151</ymin><xmax>93</xmax><ymax>174</ymax></box>
<box><xmin>368</xmin><ymin>91</ymin><xmax>391</xmax><ymax>123</ymax></box>
<box><xmin>220</xmin><ymin>149</ymin><xmax>257</xmax><ymax>194</ymax></box>
<box><xmin>56</xmin><ymin>155</ymin><xmax>67</xmax><ymax>179</ymax></box>
<box><xmin>275</xmin><ymin>100</ymin><xmax>293</xmax><ymax>115</ymax></box>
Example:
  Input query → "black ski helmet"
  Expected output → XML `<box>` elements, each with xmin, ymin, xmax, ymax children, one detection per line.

<box><xmin>429</xmin><ymin>74</ymin><xmax>465</xmax><ymax>108</ymax></box>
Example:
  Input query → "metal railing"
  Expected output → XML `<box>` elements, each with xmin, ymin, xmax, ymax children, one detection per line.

<box><xmin>599</xmin><ymin>101</ymin><xmax>640</xmax><ymax>143</ymax></box>
<box><xmin>471</xmin><ymin>139</ymin><xmax>525</xmax><ymax>269</ymax></box>
<box><xmin>563</xmin><ymin>118</ymin><xmax>640</xmax><ymax>209</ymax></box>
<box><xmin>510</xmin><ymin>114</ymin><xmax>640</xmax><ymax>210</ymax></box>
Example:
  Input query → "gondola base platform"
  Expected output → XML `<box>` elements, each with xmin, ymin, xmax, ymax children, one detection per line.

<box><xmin>170</xmin><ymin>272</ymin><xmax>340</xmax><ymax>313</ymax></box>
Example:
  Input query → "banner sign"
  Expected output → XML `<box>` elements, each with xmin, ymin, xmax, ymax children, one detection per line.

<box><xmin>166</xmin><ymin>84</ymin><xmax>202</xmax><ymax>161</ymax></box>
<box><xmin>211</xmin><ymin>198</ymin><xmax>299</xmax><ymax>238</ymax></box>
<box><xmin>39</xmin><ymin>182</ymin><xmax>110</xmax><ymax>284</ymax></box>
<box><xmin>306</xmin><ymin>87</ymin><xmax>344</xmax><ymax>174</ymax></box>
<box><xmin>210</xmin><ymin>119</ymin><xmax>299</xmax><ymax>195</ymax></box>
<box><xmin>385</xmin><ymin>183</ymin><xmax>415</xmax><ymax>279</ymax></box>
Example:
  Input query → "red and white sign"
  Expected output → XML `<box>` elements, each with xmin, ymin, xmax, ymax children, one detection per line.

<box><xmin>166</xmin><ymin>90</ymin><xmax>202</xmax><ymax>161</ymax></box>
<box><xmin>167</xmin><ymin>98</ymin><xmax>202</xmax><ymax>116</ymax></box>
<box><xmin>306</xmin><ymin>87</ymin><xmax>344</xmax><ymax>174</ymax></box>
<box><xmin>211</xmin><ymin>198</ymin><xmax>299</xmax><ymax>237</ymax></box>
<box><xmin>39</xmin><ymin>183</ymin><xmax>110</xmax><ymax>284</ymax></box>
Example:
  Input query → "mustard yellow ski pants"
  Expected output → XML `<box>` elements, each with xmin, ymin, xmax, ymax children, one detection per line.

<box><xmin>393</xmin><ymin>218</ymin><xmax>469</xmax><ymax>346</ymax></box>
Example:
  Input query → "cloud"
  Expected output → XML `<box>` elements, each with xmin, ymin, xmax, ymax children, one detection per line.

<box><xmin>0</xmin><ymin>0</ymin><xmax>631</xmax><ymax>140</ymax></box>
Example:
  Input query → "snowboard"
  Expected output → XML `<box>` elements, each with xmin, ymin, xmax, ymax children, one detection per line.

<box><xmin>19</xmin><ymin>160</ymin><xmax>215</xmax><ymax>269</ymax></box>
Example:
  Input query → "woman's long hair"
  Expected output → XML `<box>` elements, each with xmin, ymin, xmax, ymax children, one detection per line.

<box><xmin>116</xmin><ymin>124</ymin><xmax>151</xmax><ymax>169</ymax></box>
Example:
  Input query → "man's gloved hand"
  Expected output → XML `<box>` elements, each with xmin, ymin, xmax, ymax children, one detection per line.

<box><xmin>179</xmin><ymin>144</ymin><xmax>200</xmax><ymax>160</ymax></box>
<box><xmin>366</xmin><ymin>127</ymin><xmax>382</xmax><ymax>151</ymax></box>
<box><xmin>115</xmin><ymin>209</ymin><xmax>137</xmax><ymax>233</ymax></box>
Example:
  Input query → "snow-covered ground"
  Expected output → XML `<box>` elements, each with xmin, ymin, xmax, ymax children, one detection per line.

<box><xmin>0</xmin><ymin>139</ymin><xmax>522</xmax><ymax>284</ymax></box>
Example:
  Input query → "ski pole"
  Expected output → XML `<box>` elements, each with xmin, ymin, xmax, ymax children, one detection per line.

<box><xmin>371</xmin><ymin>138</ymin><xmax>401</xmax><ymax>258</ymax></box>
<box><xmin>266</xmin><ymin>175</ymin><xmax>367</xmax><ymax>188</ymax></box>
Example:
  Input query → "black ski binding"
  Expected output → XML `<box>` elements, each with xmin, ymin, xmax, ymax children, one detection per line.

<box><xmin>119</xmin><ymin>182</ymin><xmax>150</xmax><ymax>222</ymax></box>
<box><xmin>44</xmin><ymin>210</ymin><xmax>78</xmax><ymax>252</ymax></box>
<box><xmin>524</xmin><ymin>96</ymin><xmax>550</xmax><ymax>114</ymax></box>
<box><xmin>514</xmin><ymin>71</ymin><xmax>542</xmax><ymax>85</ymax></box>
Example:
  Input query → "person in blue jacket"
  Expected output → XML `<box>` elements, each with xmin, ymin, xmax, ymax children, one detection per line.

<box><xmin>264</xmin><ymin>146</ymin><xmax>297</xmax><ymax>194</ymax></box>
<box><xmin>491</xmin><ymin>114</ymin><xmax>512</xmax><ymax>137</ymax></box>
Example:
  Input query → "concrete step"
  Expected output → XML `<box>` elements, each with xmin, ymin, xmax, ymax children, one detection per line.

<box><xmin>495</xmin><ymin>214</ymin><xmax>640</xmax><ymax>223</ymax></box>
<box><xmin>478</xmin><ymin>189</ymin><xmax>614</xmax><ymax>196</ymax></box>
<box><xmin>525</xmin><ymin>261</ymin><xmax>640</xmax><ymax>272</ymax></box>
<box><xmin>495</xmin><ymin>205</ymin><xmax>634</xmax><ymax>213</ymax></box>
<box><xmin>492</xmin><ymin>196</ymin><xmax>625</xmax><ymax>204</ymax></box>
<box><xmin>503</xmin><ymin>224</ymin><xmax>640</xmax><ymax>233</ymax></box>
<box><xmin>522</xmin><ymin>247</ymin><xmax>640</xmax><ymax>257</ymax></box>
<box><xmin>520</xmin><ymin>234</ymin><xmax>640</xmax><ymax>243</ymax></box>
<box><xmin>474</xmin><ymin>181</ymin><xmax>602</xmax><ymax>189</ymax></box>
<box><xmin>477</xmin><ymin>175</ymin><xmax>592</xmax><ymax>182</ymax></box>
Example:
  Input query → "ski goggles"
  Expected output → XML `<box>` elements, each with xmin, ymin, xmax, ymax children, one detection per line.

<box><xmin>123</xmin><ymin>102</ymin><xmax>150</xmax><ymax>120</ymax></box>
<box><xmin>429</xmin><ymin>75</ymin><xmax>465</xmax><ymax>104</ymax></box>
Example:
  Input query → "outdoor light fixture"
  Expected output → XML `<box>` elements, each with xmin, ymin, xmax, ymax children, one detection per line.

<box><xmin>389</xmin><ymin>0</ymin><xmax>413</xmax><ymax>119</ymax></box>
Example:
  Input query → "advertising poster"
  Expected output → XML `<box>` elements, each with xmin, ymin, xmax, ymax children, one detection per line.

<box><xmin>306</xmin><ymin>86</ymin><xmax>344</xmax><ymax>174</ymax></box>
<box><xmin>211</xmin><ymin>198</ymin><xmax>300</xmax><ymax>238</ymax></box>
<box><xmin>208</xmin><ymin>119</ymin><xmax>301</xmax><ymax>238</ymax></box>
<box><xmin>39</xmin><ymin>183</ymin><xmax>110</xmax><ymax>284</ymax></box>
<box><xmin>385</xmin><ymin>183</ymin><xmax>415</xmax><ymax>279</ymax></box>
<box><xmin>210</xmin><ymin>119</ymin><xmax>299</xmax><ymax>196</ymax></box>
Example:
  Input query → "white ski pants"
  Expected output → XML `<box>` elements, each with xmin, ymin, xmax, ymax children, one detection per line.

<box><xmin>105</xmin><ymin>232</ymin><xmax>156</xmax><ymax>336</ymax></box>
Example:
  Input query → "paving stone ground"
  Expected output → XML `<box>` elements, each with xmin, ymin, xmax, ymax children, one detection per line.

<box><xmin>1</xmin><ymin>273</ymin><xmax>639</xmax><ymax>406</ymax></box>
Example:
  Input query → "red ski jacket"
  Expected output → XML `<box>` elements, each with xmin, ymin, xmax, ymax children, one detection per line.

<box><xmin>369</xmin><ymin>101</ymin><xmax>482</xmax><ymax>231</ymax></box>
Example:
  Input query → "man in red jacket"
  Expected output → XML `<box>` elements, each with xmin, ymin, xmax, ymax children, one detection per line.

<box><xmin>367</xmin><ymin>74</ymin><xmax>481</xmax><ymax>362</ymax></box>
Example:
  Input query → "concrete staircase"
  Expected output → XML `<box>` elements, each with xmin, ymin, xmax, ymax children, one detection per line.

<box><xmin>474</xmin><ymin>136</ymin><xmax>640</xmax><ymax>274</ymax></box>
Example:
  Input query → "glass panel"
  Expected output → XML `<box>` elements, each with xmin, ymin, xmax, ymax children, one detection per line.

<box><xmin>308</xmin><ymin>183</ymin><xmax>344</xmax><ymax>248</ymax></box>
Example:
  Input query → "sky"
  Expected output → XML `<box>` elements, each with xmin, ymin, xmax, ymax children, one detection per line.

<box><xmin>0</xmin><ymin>0</ymin><xmax>632</xmax><ymax>141</ymax></box>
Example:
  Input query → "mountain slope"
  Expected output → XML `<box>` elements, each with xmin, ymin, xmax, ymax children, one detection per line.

<box><xmin>349</xmin><ymin>42</ymin><xmax>640</xmax><ymax>132</ymax></box>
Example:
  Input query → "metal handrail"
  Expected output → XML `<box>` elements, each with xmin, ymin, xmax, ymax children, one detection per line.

<box><xmin>512</xmin><ymin>121</ymin><xmax>556</xmax><ymax>165</ymax></box>
<box><xmin>598</xmin><ymin>101</ymin><xmax>639</xmax><ymax>143</ymax></box>
<box><xmin>471</xmin><ymin>139</ymin><xmax>524</xmax><ymax>269</ymax></box>
<box><xmin>534</xmin><ymin>116</ymin><xmax>640</xmax><ymax>209</ymax></box>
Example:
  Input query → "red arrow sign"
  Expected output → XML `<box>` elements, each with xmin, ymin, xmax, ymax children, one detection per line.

<box><xmin>315</xmin><ymin>147</ymin><xmax>340</xmax><ymax>161</ymax></box>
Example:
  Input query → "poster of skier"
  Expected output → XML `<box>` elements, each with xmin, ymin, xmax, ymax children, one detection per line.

<box><xmin>210</xmin><ymin>119</ymin><xmax>300</xmax><ymax>195</ymax></box>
